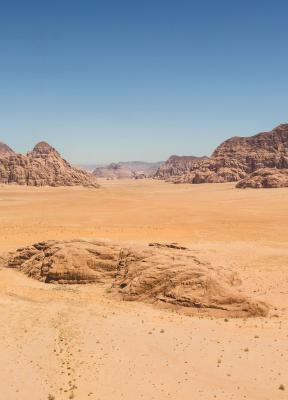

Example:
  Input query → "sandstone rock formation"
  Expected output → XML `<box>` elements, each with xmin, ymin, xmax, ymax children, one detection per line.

<box><xmin>3</xmin><ymin>239</ymin><xmax>269</xmax><ymax>317</ymax></box>
<box><xmin>6</xmin><ymin>240</ymin><xmax>120</xmax><ymax>283</ymax></box>
<box><xmin>236</xmin><ymin>168</ymin><xmax>288</xmax><ymax>188</ymax></box>
<box><xmin>0</xmin><ymin>142</ymin><xmax>15</xmax><ymax>157</ymax></box>
<box><xmin>0</xmin><ymin>141</ymin><xmax>99</xmax><ymax>187</ymax></box>
<box><xmin>154</xmin><ymin>155</ymin><xmax>207</xmax><ymax>180</ymax></box>
<box><xmin>93</xmin><ymin>161</ymin><xmax>163</xmax><ymax>179</ymax></box>
<box><xmin>155</xmin><ymin>124</ymin><xmax>288</xmax><ymax>184</ymax></box>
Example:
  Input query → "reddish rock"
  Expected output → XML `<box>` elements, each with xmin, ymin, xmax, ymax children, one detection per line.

<box><xmin>154</xmin><ymin>155</ymin><xmax>207</xmax><ymax>180</ymax></box>
<box><xmin>155</xmin><ymin>124</ymin><xmax>288</xmax><ymax>184</ymax></box>
<box><xmin>0</xmin><ymin>141</ymin><xmax>99</xmax><ymax>187</ymax></box>
<box><xmin>236</xmin><ymin>168</ymin><xmax>288</xmax><ymax>188</ymax></box>
<box><xmin>0</xmin><ymin>142</ymin><xmax>15</xmax><ymax>157</ymax></box>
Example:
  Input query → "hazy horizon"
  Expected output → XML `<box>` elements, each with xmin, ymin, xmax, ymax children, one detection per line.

<box><xmin>1</xmin><ymin>121</ymin><xmax>286</xmax><ymax>165</ymax></box>
<box><xmin>1</xmin><ymin>0</ymin><xmax>288</xmax><ymax>164</ymax></box>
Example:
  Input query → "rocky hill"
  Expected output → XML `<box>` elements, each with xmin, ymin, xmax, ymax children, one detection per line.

<box><xmin>2</xmin><ymin>239</ymin><xmax>268</xmax><ymax>317</ymax></box>
<box><xmin>93</xmin><ymin>160</ymin><xmax>163</xmax><ymax>179</ymax></box>
<box><xmin>155</xmin><ymin>124</ymin><xmax>288</xmax><ymax>184</ymax></box>
<box><xmin>0</xmin><ymin>141</ymin><xmax>99</xmax><ymax>187</ymax></box>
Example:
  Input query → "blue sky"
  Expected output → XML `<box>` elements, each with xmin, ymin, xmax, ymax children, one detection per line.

<box><xmin>0</xmin><ymin>0</ymin><xmax>287</xmax><ymax>163</ymax></box>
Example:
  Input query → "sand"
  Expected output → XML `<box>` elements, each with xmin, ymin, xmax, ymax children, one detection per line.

<box><xmin>0</xmin><ymin>179</ymin><xmax>287</xmax><ymax>399</ymax></box>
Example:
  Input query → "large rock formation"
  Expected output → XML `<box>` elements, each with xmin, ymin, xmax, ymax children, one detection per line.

<box><xmin>93</xmin><ymin>161</ymin><xmax>163</xmax><ymax>180</ymax></box>
<box><xmin>0</xmin><ymin>141</ymin><xmax>99</xmax><ymax>187</ymax></box>
<box><xmin>155</xmin><ymin>124</ymin><xmax>288</xmax><ymax>184</ymax></box>
<box><xmin>236</xmin><ymin>168</ymin><xmax>288</xmax><ymax>188</ymax></box>
<box><xmin>154</xmin><ymin>155</ymin><xmax>207</xmax><ymax>180</ymax></box>
<box><xmin>3</xmin><ymin>239</ymin><xmax>269</xmax><ymax>317</ymax></box>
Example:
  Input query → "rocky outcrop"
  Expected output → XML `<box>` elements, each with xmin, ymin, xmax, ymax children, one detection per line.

<box><xmin>0</xmin><ymin>141</ymin><xmax>99</xmax><ymax>187</ymax></box>
<box><xmin>93</xmin><ymin>161</ymin><xmax>163</xmax><ymax>179</ymax></box>
<box><xmin>165</xmin><ymin>162</ymin><xmax>246</xmax><ymax>184</ymax></box>
<box><xmin>6</xmin><ymin>240</ymin><xmax>120</xmax><ymax>283</ymax></box>
<box><xmin>236</xmin><ymin>168</ymin><xmax>288</xmax><ymax>188</ymax></box>
<box><xmin>0</xmin><ymin>142</ymin><xmax>15</xmax><ymax>157</ymax></box>
<box><xmin>3</xmin><ymin>239</ymin><xmax>269</xmax><ymax>317</ymax></box>
<box><xmin>154</xmin><ymin>155</ymin><xmax>207</xmax><ymax>180</ymax></box>
<box><xmin>155</xmin><ymin>124</ymin><xmax>288</xmax><ymax>184</ymax></box>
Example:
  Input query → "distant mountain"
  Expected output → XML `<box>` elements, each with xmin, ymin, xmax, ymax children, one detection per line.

<box><xmin>154</xmin><ymin>124</ymin><xmax>288</xmax><ymax>184</ymax></box>
<box><xmin>0</xmin><ymin>141</ymin><xmax>99</xmax><ymax>187</ymax></box>
<box><xmin>76</xmin><ymin>164</ymin><xmax>103</xmax><ymax>172</ymax></box>
<box><xmin>93</xmin><ymin>161</ymin><xmax>164</xmax><ymax>179</ymax></box>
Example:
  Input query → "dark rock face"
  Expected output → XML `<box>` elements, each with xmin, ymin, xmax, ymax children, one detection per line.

<box><xmin>236</xmin><ymin>168</ymin><xmax>288</xmax><ymax>188</ymax></box>
<box><xmin>0</xmin><ymin>141</ymin><xmax>99</xmax><ymax>187</ymax></box>
<box><xmin>155</xmin><ymin>124</ymin><xmax>288</xmax><ymax>184</ymax></box>
<box><xmin>3</xmin><ymin>239</ymin><xmax>269</xmax><ymax>317</ymax></box>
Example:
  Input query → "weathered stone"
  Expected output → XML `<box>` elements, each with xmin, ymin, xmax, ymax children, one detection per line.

<box><xmin>0</xmin><ymin>142</ymin><xmax>15</xmax><ymax>157</ymax></box>
<box><xmin>3</xmin><ymin>239</ymin><xmax>269</xmax><ymax>317</ymax></box>
<box><xmin>236</xmin><ymin>168</ymin><xmax>288</xmax><ymax>188</ymax></box>
<box><xmin>155</xmin><ymin>124</ymin><xmax>288</xmax><ymax>184</ymax></box>
<box><xmin>155</xmin><ymin>155</ymin><xmax>207</xmax><ymax>180</ymax></box>
<box><xmin>0</xmin><ymin>141</ymin><xmax>99</xmax><ymax>187</ymax></box>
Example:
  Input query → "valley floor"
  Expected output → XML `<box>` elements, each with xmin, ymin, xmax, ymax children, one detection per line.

<box><xmin>0</xmin><ymin>179</ymin><xmax>288</xmax><ymax>399</ymax></box>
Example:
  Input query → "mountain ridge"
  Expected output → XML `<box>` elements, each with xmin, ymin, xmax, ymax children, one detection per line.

<box><xmin>0</xmin><ymin>141</ymin><xmax>99</xmax><ymax>187</ymax></box>
<box><xmin>154</xmin><ymin>124</ymin><xmax>288</xmax><ymax>185</ymax></box>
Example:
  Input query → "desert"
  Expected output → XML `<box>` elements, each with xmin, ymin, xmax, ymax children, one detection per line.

<box><xmin>0</xmin><ymin>179</ymin><xmax>288</xmax><ymax>399</ymax></box>
<box><xmin>2</xmin><ymin>1</ymin><xmax>288</xmax><ymax>399</ymax></box>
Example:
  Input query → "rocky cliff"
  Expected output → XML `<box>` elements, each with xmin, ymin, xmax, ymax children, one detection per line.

<box><xmin>155</xmin><ymin>124</ymin><xmax>288</xmax><ymax>184</ymax></box>
<box><xmin>0</xmin><ymin>141</ymin><xmax>99</xmax><ymax>187</ymax></box>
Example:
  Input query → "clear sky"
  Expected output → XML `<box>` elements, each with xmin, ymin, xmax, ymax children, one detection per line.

<box><xmin>0</xmin><ymin>0</ymin><xmax>287</xmax><ymax>163</ymax></box>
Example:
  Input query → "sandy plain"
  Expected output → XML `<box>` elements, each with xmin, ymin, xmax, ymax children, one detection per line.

<box><xmin>0</xmin><ymin>179</ymin><xmax>288</xmax><ymax>400</ymax></box>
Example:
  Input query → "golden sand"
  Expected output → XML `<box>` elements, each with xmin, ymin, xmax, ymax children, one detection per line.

<box><xmin>0</xmin><ymin>179</ymin><xmax>287</xmax><ymax>399</ymax></box>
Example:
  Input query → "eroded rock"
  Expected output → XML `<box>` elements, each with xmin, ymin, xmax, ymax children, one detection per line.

<box><xmin>155</xmin><ymin>124</ymin><xmax>288</xmax><ymax>184</ymax></box>
<box><xmin>3</xmin><ymin>239</ymin><xmax>269</xmax><ymax>317</ymax></box>
<box><xmin>155</xmin><ymin>155</ymin><xmax>208</xmax><ymax>180</ymax></box>
<box><xmin>0</xmin><ymin>142</ymin><xmax>15</xmax><ymax>157</ymax></box>
<box><xmin>0</xmin><ymin>141</ymin><xmax>99</xmax><ymax>187</ymax></box>
<box><xmin>236</xmin><ymin>168</ymin><xmax>288</xmax><ymax>188</ymax></box>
